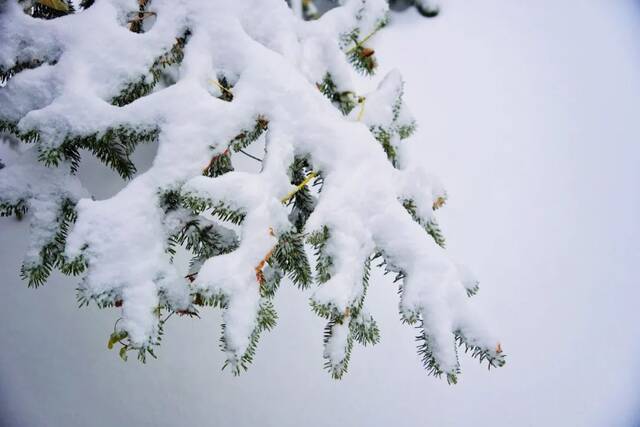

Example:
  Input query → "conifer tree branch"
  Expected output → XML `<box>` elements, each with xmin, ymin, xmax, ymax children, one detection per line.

<box><xmin>0</xmin><ymin>0</ymin><xmax>503</xmax><ymax>381</ymax></box>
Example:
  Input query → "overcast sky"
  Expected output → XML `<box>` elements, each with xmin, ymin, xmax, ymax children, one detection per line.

<box><xmin>1</xmin><ymin>1</ymin><xmax>640</xmax><ymax>426</ymax></box>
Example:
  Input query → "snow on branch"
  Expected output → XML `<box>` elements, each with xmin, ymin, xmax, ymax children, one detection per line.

<box><xmin>0</xmin><ymin>0</ymin><xmax>503</xmax><ymax>381</ymax></box>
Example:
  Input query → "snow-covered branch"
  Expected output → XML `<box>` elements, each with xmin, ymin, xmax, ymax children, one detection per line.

<box><xmin>0</xmin><ymin>0</ymin><xmax>503</xmax><ymax>381</ymax></box>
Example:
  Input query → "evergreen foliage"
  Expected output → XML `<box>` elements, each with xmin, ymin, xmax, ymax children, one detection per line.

<box><xmin>0</xmin><ymin>199</ymin><xmax>28</xmax><ymax>220</ymax></box>
<box><xmin>40</xmin><ymin>125</ymin><xmax>160</xmax><ymax>178</ymax></box>
<box><xmin>271</xmin><ymin>231</ymin><xmax>312</xmax><ymax>288</ymax></box>
<box><xmin>318</xmin><ymin>74</ymin><xmax>358</xmax><ymax>115</ymax></box>
<box><xmin>111</xmin><ymin>31</ymin><xmax>191</xmax><ymax>107</ymax></box>
<box><xmin>0</xmin><ymin>58</ymin><xmax>48</xmax><ymax>85</ymax></box>
<box><xmin>403</xmin><ymin>199</ymin><xmax>446</xmax><ymax>248</ymax></box>
<box><xmin>0</xmin><ymin>0</ymin><xmax>503</xmax><ymax>382</ymax></box>
<box><xmin>343</xmin><ymin>17</ymin><xmax>388</xmax><ymax>75</ymax></box>
<box><xmin>19</xmin><ymin>198</ymin><xmax>86</xmax><ymax>288</ymax></box>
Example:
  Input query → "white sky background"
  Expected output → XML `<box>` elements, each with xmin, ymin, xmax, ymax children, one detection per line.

<box><xmin>1</xmin><ymin>1</ymin><xmax>640</xmax><ymax>426</ymax></box>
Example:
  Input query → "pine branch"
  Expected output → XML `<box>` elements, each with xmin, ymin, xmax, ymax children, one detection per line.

<box><xmin>37</xmin><ymin>125</ymin><xmax>159</xmax><ymax>179</ymax></box>
<box><xmin>111</xmin><ymin>30</ymin><xmax>191</xmax><ymax>106</ymax></box>
<box><xmin>21</xmin><ymin>198</ymin><xmax>86</xmax><ymax>288</ymax></box>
